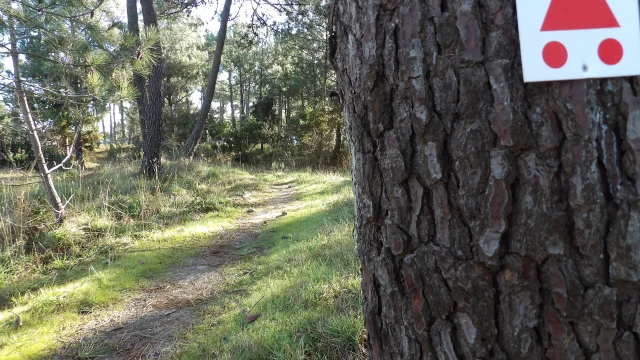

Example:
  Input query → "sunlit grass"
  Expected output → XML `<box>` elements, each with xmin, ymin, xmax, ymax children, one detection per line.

<box><xmin>0</xmin><ymin>159</ymin><xmax>270</xmax><ymax>358</ymax></box>
<box><xmin>0</xmin><ymin>158</ymin><xmax>363</xmax><ymax>359</ymax></box>
<box><xmin>176</xmin><ymin>172</ymin><xmax>365</xmax><ymax>360</ymax></box>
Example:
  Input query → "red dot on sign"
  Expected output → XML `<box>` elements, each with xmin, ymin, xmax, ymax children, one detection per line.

<box><xmin>543</xmin><ymin>41</ymin><xmax>568</xmax><ymax>69</ymax></box>
<box><xmin>598</xmin><ymin>38</ymin><xmax>623</xmax><ymax>65</ymax></box>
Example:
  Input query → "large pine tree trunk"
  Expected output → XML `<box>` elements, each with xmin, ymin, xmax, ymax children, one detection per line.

<box><xmin>333</xmin><ymin>1</ymin><xmax>640</xmax><ymax>359</ymax></box>
<box><xmin>140</xmin><ymin>0</ymin><xmax>164</xmax><ymax>176</ymax></box>
<box><xmin>127</xmin><ymin>0</ymin><xmax>147</xmax><ymax>144</ymax></box>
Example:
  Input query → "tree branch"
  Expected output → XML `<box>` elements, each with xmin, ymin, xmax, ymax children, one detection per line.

<box><xmin>46</xmin><ymin>117</ymin><xmax>83</xmax><ymax>174</ymax></box>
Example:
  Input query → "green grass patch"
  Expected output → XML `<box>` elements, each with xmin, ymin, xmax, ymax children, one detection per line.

<box><xmin>0</xmin><ymin>159</ymin><xmax>364</xmax><ymax>359</ymax></box>
<box><xmin>0</xmin><ymin>160</ymin><xmax>276</xmax><ymax>358</ymax></box>
<box><xmin>176</xmin><ymin>173</ymin><xmax>365</xmax><ymax>360</ymax></box>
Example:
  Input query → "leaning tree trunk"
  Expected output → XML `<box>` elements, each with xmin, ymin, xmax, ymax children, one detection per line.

<box><xmin>333</xmin><ymin>1</ymin><xmax>640</xmax><ymax>359</ymax></box>
<box><xmin>140</xmin><ymin>0</ymin><xmax>164</xmax><ymax>176</ymax></box>
<box><xmin>9</xmin><ymin>15</ymin><xmax>65</xmax><ymax>223</ymax></box>
<box><xmin>183</xmin><ymin>0</ymin><xmax>232</xmax><ymax>158</ymax></box>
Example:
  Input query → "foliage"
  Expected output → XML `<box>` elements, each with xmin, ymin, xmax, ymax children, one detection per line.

<box><xmin>0</xmin><ymin>104</ymin><xmax>31</xmax><ymax>167</ymax></box>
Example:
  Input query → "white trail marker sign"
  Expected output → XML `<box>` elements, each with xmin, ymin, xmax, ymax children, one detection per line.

<box><xmin>515</xmin><ymin>0</ymin><xmax>640</xmax><ymax>82</ymax></box>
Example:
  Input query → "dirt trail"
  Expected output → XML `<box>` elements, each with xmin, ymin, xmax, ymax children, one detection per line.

<box><xmin>59</xmin><ymin>182</ymin><xmax>299</xmax><ymax>359</ymax></box>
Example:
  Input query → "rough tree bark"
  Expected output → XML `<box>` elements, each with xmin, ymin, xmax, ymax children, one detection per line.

<box><xmin>139</xmin><ymin>0</ymin><xmax>164</xmax><ymax>176</ymax></box>
<box><xmin>183</xmin><ymin>0</ymin><xmax>232</xmax><ymax>158</ymax></box>
<box><xmin>334</xmin><ymin>0</ymin><xmax>640</xmax><ymax>359</ymax></box>
<box><xmin>9</xmin><ymin>15</ymin><xmax>65</xmax><ymax>223</ymax></box>
<box><xmin>127</xmin><ymin>0</ymin><xmax>147</xmax><ymax>144</ymax></box>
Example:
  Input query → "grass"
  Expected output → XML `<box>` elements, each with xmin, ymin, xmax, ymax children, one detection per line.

<box><xmin>176</xmin><ymin>173</ymin><xmax>365</xmax><ymax>360</ymax></box>
<box><xmin>0</xmin><ymin>151</ymin><xmax>364</xmax><ymax>359</ymax></box>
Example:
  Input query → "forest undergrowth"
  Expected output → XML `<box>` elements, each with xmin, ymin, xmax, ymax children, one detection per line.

<box><xmin>0</xmin><ymin>151</ymin><xmax>363</xmax><ymax>359</ymax></box>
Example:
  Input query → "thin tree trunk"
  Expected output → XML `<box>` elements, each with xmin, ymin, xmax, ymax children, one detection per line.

<box><xmin>246</xmin><ymin>80</ymin><xmax>251</xmax><ymax>118</ymax></box>
<box><xmin>239</xmin><ymin>68</ymin><xmax>245</xmax><ymax>127</ymax></box>
<box><xmin>285</xmin><ymin>96</ymin><xmax>291</xmax><ymax>125</ymax></box>
<box><xmin>101</xmin><ymin>102</ymin><xmax>106</xmax><ymax>146</ymax></box>
<box><xmin>229</xmin><ymin>70</ymin><xmax>236</xmax><ymax>130</ymax></box>
<box><xmin>110</xmin><ymin>103</ymin><xmax>115</xmax><ymax>145</ymax></box>
<box><xmin>259</xmin><ymin>67</ymin><xmax>264</xmax><ymax>98</ymax></box>
<box><xmin>120</xmin><ymin>101</ymin><xmax>125</xmax><ymax>142</ymax></box>
<box><xmin>127</xmin><ymin>105</ymin><xmax>134</xmax><ymax>144</ymax></box>
<box><xmin>311</xmin><ymin>51</ymin><xmax>319</xmax><ymax>108</ymax></box>
<box><xmin>8</xmin><ymin>15</ymin><xmax>65</xmax><ymax>223</ymax></box>
<box><xmin>335</xmin><ymin>0</ymin><xmax>640</xmax><ymax>359</ymax></box>
<box><xmin>140</xmin><ymin>0</ymin><xmax>164</xmax><ymax>176</ymax></box>
<box><xmin>219</xmin><ymin>99</ymin><xmax>226</xmax><ymax>124</ymax></box>
<box><xmin>278</xmin><ymin>91</ymin><xmax>283</xmax><ymax>132</ymax></box>
<box><xmin>183</xmin><ymin>0</ymin><xmax>232</xmax><ymax>158</ymax></box>
<box><xmin>68</xmin><ymin>20</ymin><xmax>84</xmax><ymax>168</ymax></box>
<box><xmin>323</xmin><ymin>28</ymin><xmax>328</xmax><ymax>100</ymax></box>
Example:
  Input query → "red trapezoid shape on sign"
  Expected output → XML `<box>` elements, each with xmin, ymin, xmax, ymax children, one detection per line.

<box><xmin>541</xmin><ymin>0</ymin><xmax>620</xmax><ymax>31</ymax></box>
